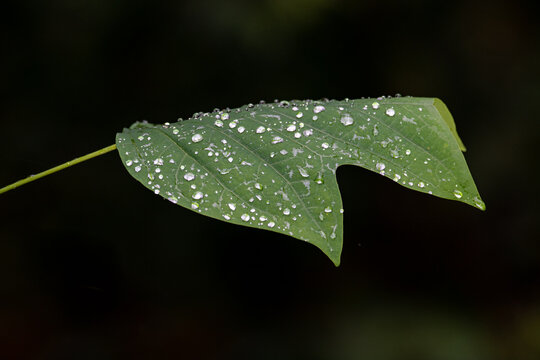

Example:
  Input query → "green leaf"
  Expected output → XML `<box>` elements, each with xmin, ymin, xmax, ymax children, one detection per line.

<box><xmin>115</xmin><ymin>98</ymin><xmax>485</xmax><ymax>266</ymax></box>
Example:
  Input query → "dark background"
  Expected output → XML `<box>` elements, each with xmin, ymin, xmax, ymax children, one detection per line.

<box><xmin>1</xmin><ymin>0</ymin><xmax>539</xmax><ymax>359</ymax></box>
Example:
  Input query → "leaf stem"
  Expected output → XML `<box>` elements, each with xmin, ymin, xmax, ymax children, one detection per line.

<box><xmin>0</xmin><ymin>144</ymin><xmax>117</xmax><ymax>195</ymax></box>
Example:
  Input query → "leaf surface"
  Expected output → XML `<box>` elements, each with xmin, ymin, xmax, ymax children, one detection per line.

<box><xmin>116</xmin><ymin>98</ymin><xmax>484</xmax><ymax>265</ymax></box>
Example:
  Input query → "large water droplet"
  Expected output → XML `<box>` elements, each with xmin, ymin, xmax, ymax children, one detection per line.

<box><xmin>214</xmin><ymin>119</ymin><xmax>224</xmax><ymax>127</ymax></box>
<box><xmin>256</xmin><ymin>126</ymin><xmax>266</xmax><ymax>134</ymax></box>
<box><xmin>192</xmin><ymin>134</ymin><xmax>203</xmax><ymax>143</ymax></box>
<box><xmin>313</xmin><ymin>105</ymin><xmax>325</xmax><ymax>114</ymax></box>
<box><xmin>184</xmin><ymin>173</ymin><xmax>195</xmax><ymax>181</ymax></box>
<box><xmin>385</xmin><ymin>108</ymin><xmax>396</xmax><ymax>117</ymax></box>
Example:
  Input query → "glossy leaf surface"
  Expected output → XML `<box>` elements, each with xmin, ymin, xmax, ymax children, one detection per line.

<box><xmin>116</xmin><ymin>98</ymin><xmax>484</xmax><ymax>265</ymax></box>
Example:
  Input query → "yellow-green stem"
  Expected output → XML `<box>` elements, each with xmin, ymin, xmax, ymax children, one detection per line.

<box><xmin>0</xmin><ymin>144</ymin><xmax>117</xmax><ymax>195</ymax></box>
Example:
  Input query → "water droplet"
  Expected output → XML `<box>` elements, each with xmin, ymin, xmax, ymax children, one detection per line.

<box><xmin>192</xmin><ymin>191</ymin><xmax>203</xmax><ymax>200</ymax></box>
<box><xmin>272</xmin><ymin>136</ymin><xmax>283</xmax><ymax>144</ymax></box>
<box><xmin>453</xmin><ymin>189</ymin><xmax>463</xmax><ymax>199</ymax></box>
<box><xmin>315</xmin><ymin>177</ymin><xmax>324</xmax><ymax>184</ymax></box>
<box><xmin>376</xmin><ymin>162</ymin><xmax>386</xmax><ymax>171</ymax></box>
<box><xmin>153</xmin><ymin>158</ymin><xmax>164</xmax><ymax>165</ymax></box>
<box><xmin>192</xmin><ymin>134</ymin><xmax>203</xmax><ymax>143</ymax></box>
<box><xmin>241</xmin><ymin>214</ymin><xmax>250</xmax><ymax>222</ymax></box>
<box><xmin>173</xmin><ymin>129</ymin><xmax>180</xmax><ymax>135</ymax></box>
<box><xmin>296</xmin><ymin>112</ymin><xmax>304</xmax><ymax>118</ymax></box>
<box><xmin>268</xmin><ymin>221</ymin><xmax>276</xmax><ymax>228</ymax></box>
<box><xmin>321</xmin><ymin>142</ymin><xmax>329</xmax><ymax>149</ymax></box>
<box><xmin>214</xmin><ymin>119</ymin><xmax>224</xmax><ymax>127</ymax></box>
<box><xmin>473</xmin><ymin>197</ymin><xmax>486</xmax><ymax>210</ymax></box>
<box><xmin>283</xmin><ymin>208</ymin><xmax>291</xmax><ymax>215</ymax></box>
<box><xmin>313</xmin><ymin>105</ymin><xmax>326</xmax><ymax>113</ymax></box>
<box><xmin>137</xmin><ymin>136</ymin><xmax>144</xmax><ymax>141</ymax></box>
<box><xmin>228</xmin><ymin>203</ymin><xmax>236</xmax><ymax>211</ymax></box>
<box><xmin>135</xmin><ymin>165</ymin><xmax>142</xmax><ymax>172</ymax></box>
<box><xmin>324</xmin><ymin>207</ymin><xmax>332</xmax><ymax>213</ymax></box>
<box><xmin>303</xmin><ymin>129</ymin><xmax>313</xmax><ymax>136</ymax></box>
<box><xmin>393</xmin><ymin>174</ymin><xmax>401</xmax><ymax>182</ymax></box>
<box><xmin>221</xmin><ymin>113</ymin><xmax>230</xmax><ymax>120</ymax></box>
<box><xmin>312</xmin><ymin>115</ymin><xmax>318</xmax><ymax>121</ymax></box>
<box><xmin>191</xmin><ymin>202</ymin><xmax>199</xmax><ymax>209</ymax></box>
<box><xmin>418</xmin><ymin>182</ymin><xmax>425</xmax><ymax>188</ymax></box>
<box><xmin>339</xmin><ymin>208</ymin><xmax>344</xmax><ymax>214</ymax></box>
<box><xmin>259</xmin><ymin>216</ymin><xmax>267</xmax><ymax>221</ymax></box>
<box><xmin>287</xmin><ymin>124</ymin><xmax>296</xmax><ymax>132</ymax></box>
<box><xmin>405</xmin><ymin>149</ymin><xmax>411</xmax><ymax>155</ymax></box>
<box><xmin>126</xmin><ymin>160</ymin><xmax>133</xmax><ymax>166</ymax></box>
<box><xmin>385</xmin><ymin>108</ymin><xmax>396</xmax><ymax>117</ymax></box>
<box><xmin>254</xmin><ymin>182</ymin><xmax>263</xmax><ymax>190</ymax></box>
<box><xmin>256</xmin><ymin>126</ymin><xmax>266</xmax><ymax>134</ymax></box>
<box><xmin>237</xmin><ymin>126</ymin><xmax>245</xmax><ymax>133</ymax></box>
<box><xmin>340</xmin><ymin>114</ymin><xmax>354</xmax><ymax>126</ymax></box>
<box><xmin>294</xmin><ymin>132</ymin><xmax>301</xmax><ymax>138</ymax></box>
<box><xmin>229</xmin><ymin>120</ymin><xmax>237</xmax><ymax>128</ymax></box>
<box><xmin>280</xmin><ymin>149</ymin><xmax>288</xmax><ymax>155</ymax></box>
<box><xmin>372</xmin><ymin>101</ymin><xmax>380</xmax><ymax>109</ymax></box>
<box><xmin>184</xmin><ymin>173</ymin><xmax>195</xmax><ymax>181</ymax></box>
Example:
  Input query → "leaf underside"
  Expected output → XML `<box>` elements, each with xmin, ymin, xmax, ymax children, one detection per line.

<box><xmin>116</xmin><ymin>98</ymin><xmax>485</xmax><ymax>266</ymax></box>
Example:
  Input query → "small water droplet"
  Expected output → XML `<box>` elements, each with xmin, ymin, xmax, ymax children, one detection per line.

<box><xmin>241</xmin><ymin>214</ymin><xmax>250</xmax><ymax>222</ymax></box>
<box><xmin>259</xmin><ymin>216</ymin><xmax>267</xmax><ymax>221</ymax></box>
<box><xmin>321</xmin><ymin>142</ymin><xmax>329</xmax><ymax>149</ymax></box>
<box><xmin>255</xmin><ymin>182</ymin><xmax>263</xmax><ymax>190</ymax></box>
<box><xmin>324</xmin><ymin>207</ymin><xmax>332</xmax><ymax>213</ymax></box>
<box><xmin>287</xmin><ymin>124</ymin><xmax>296</xmax><ymax>132</ymax></box>
<box><xmin>312</xmin><ymin>115</ymin><xmax>318</xmax><ymax>121</ymax></box>
<box><xmin>385</xmin><ymin>108</ymin><xmax>396</xmax><ymax>117</ymax></box>
<box><xmin>126</xmin><ymin>160</ymin><xmax>133</xmax><ymax>166</ymax></box>
<box><xmin>268</xmin><ymin>221</ymin><xmax>276</xmax><ymax>228</ymax></box>
<box><xmin>313</xmin><ymin>105</ymin><xmax>325</xmax><ymax>113</ymax></box>
<box><xmin>191</xmin><ymin>202</ymin><xmax>199</xmax><ymax>209</ymax></box>
<box><xmin>184</xmin><ymin>173</ymin><xmax>195</xmax><ymax>181</ymax></box>
<box><xmin>192</xmin><ymin>134</ymin><xmax>203</xmax><ymax>142</ymax></box>
<box><xmin>256</xmin><ymin>126</ymin><xmax>266</xmax><ymax>133</ymax></box>
<box><xmin>315</xmin><ymin>177</ymin><xmax>324</xmax><ymax>184</ymax></box>
<box><xmin>192</xmin><ymin>191</ymin><xmax>203</xmax><ymax>200</ymax></box>
<box><xmin>283</xmin><ymin>208</ymin><xmax>291</xmax><ymax>215</ymax></box>
<box><xmin>376</xmin><ymin>162</ymin><xmax>386</xmax><ymax>171</ymax></box>
<box><xmin>296</xmin><ymin>112</ymin><xmax>304</xmax><ymax>119</ymax></box>
<box><xmin>237</xmin><ymin>126</ymin><xmax>245</xmax><ymax>133</ymax></box>
<box><xmin>405</xmin><ymin>149</ymin><xmax>411</xmax><ymax>155</ymax></box>
<box><xmin>228</xmin><ymin>203</ymin><xmax>236</xmax><ymax>211</ymax></box>
<box><xmin>473</xmin><ymin>197</ymin><xmax>486</xmax><ymax>210</ymax></box>
<box><xmin>272</xmin><ymin>136</ymin><xmax>283</xmax><ymax>144</ymax></box>
<box><xmin>418</xmin><ymin>182</ymin><xmax>425</xmax><ymax>188</ymax></box>
<box><xmin>221</xmin><ymin>113</ymin><xmax>230</xmax><ymax>120</ymax></box>
<box><xmin>134</xmin><ymin>165</ymin><xmax>142</xmax><ymax>172</ymax></box>
<box><xmin>453</xmin><ymin>189</ymin><xmax>463</xmax><ymax>199</ymax></box>
<box><xmin>372</xmin><ymin>101</ymin><xmax>380</xmax><ymax>109</ymax></box>
<box><xmin>214</xmin><ymin>119</ymin><xmax>224</xmax><ymax>127</ymax></box>
<box><xmin>229</xmin><ymin>120</ymin><xmax>237</xmax><ymax>128</ymax></box>
<box><xmin>340</xmin><ymin>114</ymin><xmax>354</xmax><ymax>126</ymax></box>
<box><xmin>153</xmin><ymin>158</ymin><xmax>164</xmax><ymax>165</ymax></box>
<box><xmin>173</xmin><ymin>129</ymin><xmax>179</xmax><ymax>135</ymax></box>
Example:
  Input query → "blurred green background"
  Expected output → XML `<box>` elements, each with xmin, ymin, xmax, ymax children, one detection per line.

<box><xmin>1</xmin><ymin>0</ymin><xmax>539</xmax><ymax>359</ymax></box>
